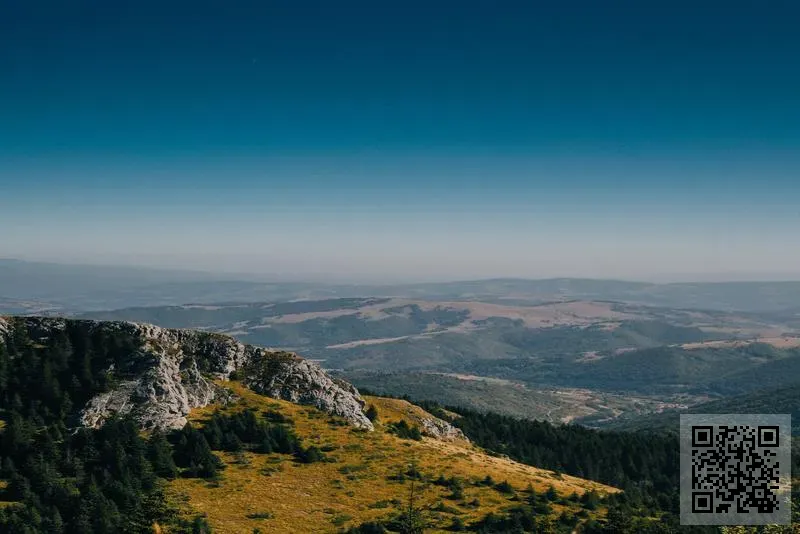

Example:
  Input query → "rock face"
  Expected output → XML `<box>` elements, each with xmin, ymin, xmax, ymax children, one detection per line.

<box><xmin>419</xmin><ymin>416</ymin><xmax>467</xmax><ymax>442</ymax></box>
<box><xmin>1</xmin><ymin>316</ymin><xmax>373</xmax><ymax>431</ymax></box>
<box><xmin>243</xmin><ymin>355</ymin><xmax>372</xmax><ymax>430</ymax></box>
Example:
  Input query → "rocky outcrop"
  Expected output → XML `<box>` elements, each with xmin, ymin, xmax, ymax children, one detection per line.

<box><xmin>1</xmin><ymin>317</ymin><xmax>373</xmax><ymax>431</ymax></box>
<box><xmin>419</xmin><ymin>416</ymin><xmax>467</xmax><ymax>442</ymax></box>
<box><xmin>242</xmin><ymin>354</ymin><xmax>373</xmax><ymax>430</ymax></box>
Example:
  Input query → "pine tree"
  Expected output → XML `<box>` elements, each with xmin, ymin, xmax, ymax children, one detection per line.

<box><xmin>397</xmin><ymin>461</ymin><xmax>426</xmax><ymax>534</ymax></box>
<box><xmin>147</xmin><ymin>430</ymin><xmax>178</xmax><ymax>479</ymax></box>
<box><xmin>0</xmin><ymin>341</ymin><xmax>9</xmax><ymax>396</ymax></box>
<box><xmin>191</xmin><ymin>515</ymin><xmax>213</xmax><ymax>533</ymax></box>
<box><xmin>46</xmin><ymin>506</ymin><xmax>64</xmax><ymax>534</ymax></box>
<box><xmin>605</xmin><ymin>504</ymin><xmax>634</xmax><ymax>534</ymax></box>
<box><xmin>173</xmin><ymin>426</ymin><xmax>221</xmax><ymax>479</ymax></box>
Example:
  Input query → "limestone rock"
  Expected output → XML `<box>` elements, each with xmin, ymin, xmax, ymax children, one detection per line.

<box><xmin>1</xmin><ymin>316</ymin><xmax>373</xmax><ymax>431</ymax></box>
<box><xmin>243</xmin><ymin>354</ymin><xmax>373</xmax><ymax>430</ymax></box>
<box><xmin>420</xmin><ymin>416</ymin><xmax>467</xmax><ymax>441</ymax></box>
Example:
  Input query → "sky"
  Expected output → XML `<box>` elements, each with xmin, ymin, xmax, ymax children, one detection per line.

<box><xmin>1</xmin><ymin>1</ymin><xmax>799</xmax><ymax>282</ymax></box>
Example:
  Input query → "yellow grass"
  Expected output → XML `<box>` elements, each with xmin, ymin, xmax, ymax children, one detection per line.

<box><xmin>167</xmin><ymin>382</ymin><xmax>617</xmax><ymax>533</ymax></box>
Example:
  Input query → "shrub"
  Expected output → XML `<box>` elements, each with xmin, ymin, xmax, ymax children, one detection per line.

<box><xmin>387</xmin><ymin>420</ymin><xmax>423</xmax><ymax>441</ymax></box>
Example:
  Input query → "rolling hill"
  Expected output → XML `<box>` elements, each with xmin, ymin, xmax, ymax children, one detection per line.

<box><xmin>73</xmin><ymin>297</ymin><xmax>800</xmax><ymax>425</ymax></box>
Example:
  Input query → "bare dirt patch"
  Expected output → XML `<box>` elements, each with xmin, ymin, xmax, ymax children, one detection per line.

<box><xmin>265</xmin><ymin>308</ymin><xmax>362</xmax><ymax>324</ymax></box>
<box><xmin>576</xmin><ymin>351</ymin><xmax>603</xmax><ymax>362</ymax></box>
<box><xmin>326</xmin><ymin>336</ymin><xmax>412</xmax><ymax>349</ymax></box>
<box><xmin>681</xmin><ymin>336</ymin><xmax>800</xmax><ymax>350</ymax></box>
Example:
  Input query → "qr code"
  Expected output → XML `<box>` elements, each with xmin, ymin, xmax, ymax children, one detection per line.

<box><xmin>680</xmin><ymin>414</ymin><xmax>791</xmax><ymax>525</ymax></box>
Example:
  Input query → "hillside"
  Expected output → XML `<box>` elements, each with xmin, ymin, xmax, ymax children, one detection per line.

<box><xmin>169</xmin><ymin>383</ymin><xmax>616</xmax><ymax>533</ymax></box>
<box><xmin>0</xmin><ymin>316</ymin><xmax>618</xmax><ymax>534</ymax></box>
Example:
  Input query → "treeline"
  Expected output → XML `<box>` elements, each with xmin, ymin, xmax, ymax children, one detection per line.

<box><xmin>428</xmin><ymin>403</ymin><xmax>680</xmax><ymax>498</ymax></box>
<box><xmin>0</xmin><ymin>320</ymin><xmax>319</xmax><ymax>533</ymax></box>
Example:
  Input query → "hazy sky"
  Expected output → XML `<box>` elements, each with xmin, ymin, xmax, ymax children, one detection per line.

<box><xmin>2</xmin><ymin>1</ymin><xmax>799</xmax><ymax>282</ymax></box>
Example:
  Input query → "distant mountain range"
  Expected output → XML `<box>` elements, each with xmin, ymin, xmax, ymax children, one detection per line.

<box><xmin>4</xmin><ymin>258</ymin><xmax>800</xmax><ymax>313</ymax></box>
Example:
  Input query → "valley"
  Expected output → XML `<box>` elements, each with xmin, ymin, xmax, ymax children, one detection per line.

<box><xmin>75</xmin><ymin>295</ymin><xmax>800</xmax><ymax>427</ymax></box>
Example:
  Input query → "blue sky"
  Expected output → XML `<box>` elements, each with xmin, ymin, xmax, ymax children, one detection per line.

<box><xmin>1</xmin><ymin>1</ymin><xmax>799</xmax><ymax>281</ymax></box>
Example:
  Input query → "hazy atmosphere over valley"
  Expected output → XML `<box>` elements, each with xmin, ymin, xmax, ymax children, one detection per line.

<box><xmin>1</xmin><ymin>1</ymin><xmax>799</xmax><ymax>533</ymax></box>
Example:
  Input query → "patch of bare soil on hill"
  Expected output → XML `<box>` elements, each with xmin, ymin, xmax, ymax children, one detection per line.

<box><xmin>264</xmin><ymin>308</ymin><xmax>364</xmax><ymax>323</ymax></box>
<box><xmin>681</xmin><ymin>336</ymin><xmax>800</xmax><ymax>350</ymax></box>
<box><xmin>326</xmin><ymin>336</ymin><xmax>412</xmax><ymax>349</ymax></box>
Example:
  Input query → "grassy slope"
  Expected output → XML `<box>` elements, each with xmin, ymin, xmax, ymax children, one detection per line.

<box><xmin>168</xmin><ymin>382</ymin><xmax>617</xmax><ymax>533</ymax></box>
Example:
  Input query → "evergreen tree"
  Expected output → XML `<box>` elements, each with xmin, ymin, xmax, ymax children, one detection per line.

<box><xmin>147</xmin><ymin>430</ymin><xmax>178</xmax><ymax>479</ymax></box>
<box><xmin>173</xmin><ymin>425</ymin><xmax>221</xmax><ymax>479</ymax></box>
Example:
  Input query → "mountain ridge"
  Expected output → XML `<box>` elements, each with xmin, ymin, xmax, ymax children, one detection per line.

<box><xmin>6</xmin><ymin>258</ymin><xmax>800</xmax><ymax>313</ymax></box>
<box><xmin>0</xmin><ymin>315</ymin><xmax>375</xmax><ymax>431</ymax></box>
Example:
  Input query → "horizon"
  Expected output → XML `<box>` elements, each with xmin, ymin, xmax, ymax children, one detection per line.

<box><xmin>3</xmin><ymin>257</ymin><xmax>800</xmax><ymax>286</ymax></box>
<box><xmin>2</xmin><ymin>2</ymin><xmax>799</xmax><ymax>281</ymax></box>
